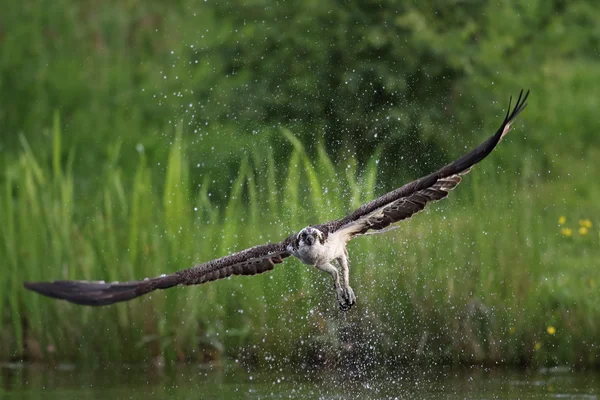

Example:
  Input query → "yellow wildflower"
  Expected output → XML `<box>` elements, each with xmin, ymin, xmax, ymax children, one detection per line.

<box><xmin>560</xmin><ymin>228</ymin><xmax>572</xmax><ymax>237</ymax></box>
<box><xmin>579</xmin><ymin>219</ymin><xmax>592</xmax><ymax>229</ymax></box>
<box><xmin>579</xmin><ymin>227</ymin><xmax>588</xmax><ymax>236</ymax></box>
<box><xmin>509</xmin><ymin>326</ymin><xmax>516</xmax><ymax>335</ymax></box>
<box><xmin>534</xmin><ymin>342</ymin><xmax>542</xmax><ymax>351</ymax></box>
<box><xmin>590</xmin><ymin>279</ymin><xmax>596</xmax><ymax>289</ymax></box>
<box><xmin>558</xmin><ymin>216</ymin><xmax>566</xmax><ymax>225</ymax></box>
<box><xmin>547</xmin><ymin>326</ymin><xmax>556</xmax><ymax>335</ymax></box>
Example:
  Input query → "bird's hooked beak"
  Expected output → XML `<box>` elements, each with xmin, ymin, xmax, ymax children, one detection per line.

<box><xmin>306</xmin><ymin>234</ymin><xmax>315</xmax><ymax>246</ymax></box>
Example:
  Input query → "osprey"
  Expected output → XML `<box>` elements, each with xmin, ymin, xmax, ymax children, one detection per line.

<box><xmin>25</xmin><ymin>90</ymin><xmax>529</xmax><ymax>311</ymax></box>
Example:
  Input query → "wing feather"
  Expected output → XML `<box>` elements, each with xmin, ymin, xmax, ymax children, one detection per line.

<box><xmin>325</xmin><ymin>90</ymin><xmax>529</xmax><ymax>239</ymax></box>
<box><xmin>24</xmin><ymin>243</ymin><xmax>291</xmax><ymax>306</ymax></box>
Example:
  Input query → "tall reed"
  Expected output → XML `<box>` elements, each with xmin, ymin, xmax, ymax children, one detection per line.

<box><xmin>1</xmin><ymin>124</ymin><xmax>598</xmax><ymax>367</ymax></box>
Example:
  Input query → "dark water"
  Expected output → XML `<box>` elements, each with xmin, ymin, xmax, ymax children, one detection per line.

<box><xmin>1</xmin><ymin>362</ymin><xmax>599</xmax><ymax>399</ymax></box>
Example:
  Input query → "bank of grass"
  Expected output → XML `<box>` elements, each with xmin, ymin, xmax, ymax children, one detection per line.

<box><xmin>1</xmin><ymin>121</ymin><xmax>599</xmax><ymax>368</ymax></box>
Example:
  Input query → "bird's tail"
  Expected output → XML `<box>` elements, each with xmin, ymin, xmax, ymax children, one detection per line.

<box><xmin>24</xmin><ymin>273</ymin><xmax>182</xmax><ymax>306</ymax></box>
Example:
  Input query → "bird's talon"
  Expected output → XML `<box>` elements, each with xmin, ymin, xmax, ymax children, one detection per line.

<box><xmin>336</xmin><ymin>286</ymin><xmax>356</xmax><ymax>311</ymax></box>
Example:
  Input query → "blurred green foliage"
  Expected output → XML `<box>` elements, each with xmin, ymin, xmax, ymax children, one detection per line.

<box><xmin>2</xmin><ymin>0</ymin><xmax>600</xmax><ymax>189</ymax></box>
<box><xmin>1</xmin><ymin>0</ymin><xmax>600</xmax><ymax>367</ymax></box>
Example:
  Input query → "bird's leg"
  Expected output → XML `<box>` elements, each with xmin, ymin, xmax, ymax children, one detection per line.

<box><xmin>336</xmin><ymin>253</ymin><xmax>356</xmax><ymax>310</ymax></box>
<box><xmin>314</xmin><ymin>262</ymin><xmax>351</xmax><ymax>311</ymax></box>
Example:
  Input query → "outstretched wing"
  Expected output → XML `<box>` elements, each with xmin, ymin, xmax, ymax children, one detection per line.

<box><xmin>24</xmin><ymin>242</ymin><xmax>291</xmax><ymax>306</ymax></box>
<box><xmin>324</xmin><ymin>90</ymin><xmax>529</xmax><ymax>239</ymax></box>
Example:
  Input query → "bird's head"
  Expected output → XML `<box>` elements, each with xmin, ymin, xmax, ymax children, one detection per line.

<box><xmin>297</xmin><ymin>226</ymin><xmax>324</xmax><ymax>247</ymax></box>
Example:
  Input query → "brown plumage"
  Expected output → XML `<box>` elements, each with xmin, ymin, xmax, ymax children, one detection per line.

<box><xmin>24</xmin><ymin>243</ymin><xmax>291</xmax><ymax>306</ymax></box>
<box><xmin>24</xmin><ymin>90</ymin><xmax>529</xmax><ymax>309</ymax></box>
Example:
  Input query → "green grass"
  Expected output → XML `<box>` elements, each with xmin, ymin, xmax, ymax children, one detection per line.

<box><xmin>1</xmin><ymin>121</ymin><xmax>599</xmax><ymax>368</ymax></box>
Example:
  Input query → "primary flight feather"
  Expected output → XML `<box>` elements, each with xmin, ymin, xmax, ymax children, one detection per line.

<box><xmin>25</xmin><ymin>90</ymin><xmax>529</xmax><ymax>310</ymax></box>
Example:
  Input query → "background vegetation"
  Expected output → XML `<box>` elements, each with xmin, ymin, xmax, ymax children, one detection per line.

<box><xmin>1</xmin><ymin>0</ymin><xmax>599</xmax><ymax>368</ymax></box>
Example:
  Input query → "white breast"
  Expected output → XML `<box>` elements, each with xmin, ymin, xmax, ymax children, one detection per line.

<box><xmin>290</xmin><ymin>233</ymin><xmax>346</xmax><ymax>266</ymax></box>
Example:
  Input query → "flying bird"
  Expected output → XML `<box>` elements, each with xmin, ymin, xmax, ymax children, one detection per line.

<box><xmin>25</xmin><ymin>90</ymin><xmax>529</xmax><ymax>311</ymax></box>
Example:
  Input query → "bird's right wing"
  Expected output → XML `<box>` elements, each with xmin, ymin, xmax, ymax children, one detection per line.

<box><xmin>24</xmin><ymin>242</ymin><xmax>291</xmax><ymax>306</ymax></box>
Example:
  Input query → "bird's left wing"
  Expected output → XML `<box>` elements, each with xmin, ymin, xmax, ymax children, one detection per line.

<box><xmin>24</xmin><ymin>242</ymin><xmax>291</xmax><ymax>306</ymax></box>
<box><xmin>321</xmin><ymin>90</ymin><xmax>529</xmax><ymax>240</ymax></box>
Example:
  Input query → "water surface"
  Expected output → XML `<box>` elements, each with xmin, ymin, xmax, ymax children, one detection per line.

<box><xmin>1</xmin><ymin>362</ymin><xmax>599</xmax><ymax>399</ymax></box>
